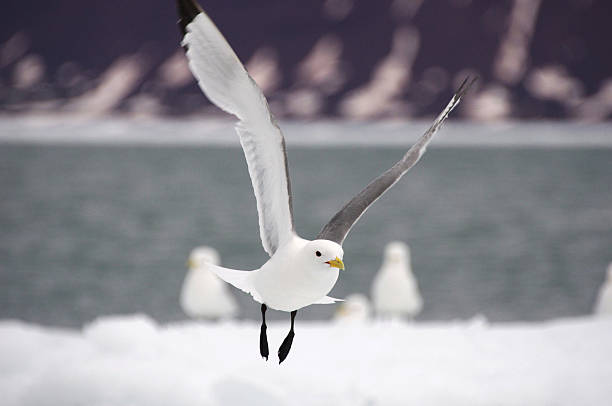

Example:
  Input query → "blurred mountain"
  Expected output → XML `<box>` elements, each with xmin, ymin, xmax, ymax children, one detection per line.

<box><xmin>1</xmin><ymin>0</ymin><xmax>611</xmax><ymax>120</ymax></box>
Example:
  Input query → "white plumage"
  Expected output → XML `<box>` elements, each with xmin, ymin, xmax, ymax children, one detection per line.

<box><xmin>182</xmin><ymin>12</ymin><xmax>293</xmax><ymax>257</ymax></box>
<box><xmin>179</xmin><ymin>6</ymin><xmax>467</xmax><ymax>313</ymax></box>
<box><xmin>207</xmin><ymin>237</ymin><xmax>343</xmax><ymax>312</ymax></box>
<box><xmin>176</xmin><ymin>0</ymin><xmax>470</xmax><ymax>361</ymax></box>
<box><xmin>180</xmin><ymin>247</ymin><xmax>238</xmax><ymax>319</ymax></box>
<box><xmin>371</xmin><ymin>241</ymin><xmax>423</xmax><ymax>319</ymax></box>
<box><xmin>180</xmin><ymin>9</ymin><xmax>345</xmax><ymax>312</ymax></box>
<box><xmin>594</xmin><ymin>263</ymin><xmax>612</xmax><ymax>317</ymax></box>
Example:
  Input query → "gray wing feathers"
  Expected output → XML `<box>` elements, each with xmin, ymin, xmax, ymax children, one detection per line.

<box><xmin>317</xmin><ymin>77</ymin><xmax>476</xmax><ymax>245</ymax></box>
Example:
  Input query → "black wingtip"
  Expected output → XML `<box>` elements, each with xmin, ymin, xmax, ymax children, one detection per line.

<box><xmin>177</xmin><ymin>0</ymin><xmax>203</xmax><ymax>37</ymax></box>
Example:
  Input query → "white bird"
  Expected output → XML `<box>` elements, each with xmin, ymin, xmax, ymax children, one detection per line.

<box><xmin>594</xmin><ymin>263</ymin><xmax>612</xmax><ymax>316</ymax></box>
<box><xmin>372</xmin><ymin>241</ymin><xmax>423</xmax><ymax>320</ymax></box>
<box><xmin>334</xmin><ymin>294</ymin><xmax>371</xmax><ymax>322</ymax></box>
<box><xmin>176</xmin><ymin>0</ymin><xmax>474</xmax><ymax>363</ymax></box>
<box><xmin>180</xmin><ymin>246</ymin><xmax>239</xmax><ymax>319</ymax></box>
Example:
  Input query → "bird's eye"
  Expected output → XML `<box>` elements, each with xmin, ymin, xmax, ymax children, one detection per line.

<box><xmin>315</xmin><ymin>251</ymin><xmax>321</xmax><ymax>257</ymax></box>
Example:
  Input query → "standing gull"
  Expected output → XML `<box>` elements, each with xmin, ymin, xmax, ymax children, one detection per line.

<box><xmin>180</xmin><ymin>246</ymin><xmax>239</xmax><ymax>319</ymax></box>
<box><xmin>372</xmin><ymin>241</ymin><xmax>423</xmax><ymax>320</ymax></box>
<box><xmin>176</xmin><ymin>0</ymin><xmax>474</xmax><ymax>363</ymax></box>
<box><xmin>334</xmin><ymin>293</ymin><xmax>372</xmax><ymax>323</ymax></box>
<box><xmin>594</xmin><ymin>263</ymin><xmax>612</xmax><ymax>316</ymax></box>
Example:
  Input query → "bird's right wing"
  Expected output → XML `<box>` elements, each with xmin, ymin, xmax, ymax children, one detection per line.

<box><xmin>177</xmin><ymin>0</ymin><xmax>294</xmax><ymax>257</ymax></box>
<box><xmin>317</xmin><ymin>77</ymin><xmax>476</xmax><ymax>245</ymax></box>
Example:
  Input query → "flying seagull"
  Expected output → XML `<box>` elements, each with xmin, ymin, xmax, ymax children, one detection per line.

<box><xmin>176</xmin><ymin>0</ymin><xmax>475</xmax><ymax>363</ymax></box>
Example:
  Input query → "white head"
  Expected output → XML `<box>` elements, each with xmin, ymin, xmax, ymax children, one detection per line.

<box><xmin>301</xmin><ymin>239</ymin><xmax>345</xmax><ymax>272</ymax></box>
<box><xmin>187</xmin><ymin>246</ymin><xmax>220</xmax><ymax>269</ymax></box>
<box><xmin>384</xmin><ymin>241</ymin><xmax>410</xmax><ymax>264</ymax></box>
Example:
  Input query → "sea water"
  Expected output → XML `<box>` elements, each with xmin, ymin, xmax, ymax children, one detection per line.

<box><xmin>1</xmin><ymin>118</ymin><xmax>611</xmax><ymax>326</ymax></box>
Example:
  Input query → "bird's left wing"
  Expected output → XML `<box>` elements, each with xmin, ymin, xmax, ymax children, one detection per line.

<box><xmin>177</xmin><ymin>0</ymin><xmax>294</xmax><ymax>256</ymax></box>
<box><xmin>317</xmin><ymin>77</ymin><xmax>476</xmax><ymax>245</ymax></box>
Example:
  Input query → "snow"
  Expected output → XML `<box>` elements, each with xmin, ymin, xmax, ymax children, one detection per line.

<box><xmin>1</xmin><ymin>315</ymin><xmax>611</xmax><ymax>405</ymax></box>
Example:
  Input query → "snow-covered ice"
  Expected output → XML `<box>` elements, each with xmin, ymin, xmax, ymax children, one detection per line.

<box><xmin>1</xmin><ymin>315</ymin><xmax>611</xmax><ymax>405</ymax></box>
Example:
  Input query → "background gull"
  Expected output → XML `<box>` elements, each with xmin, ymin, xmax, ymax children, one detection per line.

<box><xmin>333</xmin><ymin>293</ymin><xmax>372</xmax><ymax>322</ymax></box>
<box><xmin>594</xmin><ymin>262</ymin><xmax>612</xmax><ymax>317</ymax></box>
<box><xmin>372</xmin><ymin>241</ymin><xmax>423</xmax><ymax>320</ymax></box>
<box><xmin>180</xmin><ymin>246</ymin><xmax>238</xmax><ymax>320</ymax></box>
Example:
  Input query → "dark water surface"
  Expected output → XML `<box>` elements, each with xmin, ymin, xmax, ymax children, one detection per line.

<box><xmin>1</xmin><ymin>143</ymin><xmax>611</xmax><ymax>327</ymax></box>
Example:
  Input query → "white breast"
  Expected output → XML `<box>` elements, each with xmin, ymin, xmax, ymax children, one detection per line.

<box><xmin>252</xmin><ymin>237</ymin><xmax>340</xmax><ymax>311</ymax></box>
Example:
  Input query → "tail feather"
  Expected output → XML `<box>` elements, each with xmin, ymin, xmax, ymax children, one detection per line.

<box><xmin>207</xmin><ymin>264</ymin><xmax>262</xmax><ymax>303</ymax></box>
<box><xmin>314</xmin><ymin>296</ymin><xmax>344</xmax><ymax>304</ymax></box>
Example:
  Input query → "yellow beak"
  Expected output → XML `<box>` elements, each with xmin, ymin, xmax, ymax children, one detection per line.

<box><xmin>186</xmin><ymin>258</ymin><xmax>195</xmax><ymax>269</ymax></box>
<box><xmin>326</xmin><ymin>257</ymin><xmax>345</xmax><ymax>270</ymax></box>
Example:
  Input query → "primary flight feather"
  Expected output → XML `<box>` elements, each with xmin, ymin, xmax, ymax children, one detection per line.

<box><xmin>176</xmin><ymin>0</ymin><xmax>474</xmax><ymax>363</ymax></box>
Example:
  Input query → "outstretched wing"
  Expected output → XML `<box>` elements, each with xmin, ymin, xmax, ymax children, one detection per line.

<box><xmin>177</xmin><ymin>0</ymin><xmax>294</xmax><ymax>256</ymax></box>
<box><xmin>317</xmin><ymin>77</ymin><xmax>476</xmax><ymax>245</ymax></box>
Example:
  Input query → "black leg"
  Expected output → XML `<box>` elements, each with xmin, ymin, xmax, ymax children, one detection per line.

<box><xmin>278</xmin><ymin>310</ymin><xmax>297</xmax><ymax>364</ymax></box>
<box><xmin>260</xmin><ymin>304</ymin><xmax>269</xmax><ymax>360</ymax></box>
